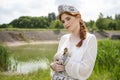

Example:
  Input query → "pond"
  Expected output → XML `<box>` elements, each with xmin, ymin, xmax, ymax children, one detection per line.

<box><xmin>8</xmin><ymin>57</ymin><xmax>49</xmax><ymax>74</ymax></box>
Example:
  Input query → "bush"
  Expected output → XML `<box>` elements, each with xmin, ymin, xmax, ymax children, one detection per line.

<box><xmin>94</xmin><ymin>39</ymin><xmax>120</xmax><ymax>79</ymax></box>
<box><xmin>0</xmin><ymin>45</ymin><xmax>10</xmax><ymax>71</ymax></box>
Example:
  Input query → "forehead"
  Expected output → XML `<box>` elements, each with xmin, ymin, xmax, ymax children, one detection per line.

<box><xmin>61</xmin><ymin>13</ymin><xmax>73</xmax><ymax>20</ymax></box>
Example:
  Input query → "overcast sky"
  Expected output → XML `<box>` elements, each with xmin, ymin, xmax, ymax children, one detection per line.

<box><xmin>0</xmin><ymin>0</ymin><xmax>120</xmax><ymax>24</ymax></box>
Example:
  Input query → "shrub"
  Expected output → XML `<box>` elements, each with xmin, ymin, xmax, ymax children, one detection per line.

<box><xmin>94</xmin><ymin>39</ymin><xmax>120</xmax><ymax>79</ymax></box>
<box><xmin>0</xmin><ymin>45</ymin><xmax>10</xmax><ymax>71</ymax></box>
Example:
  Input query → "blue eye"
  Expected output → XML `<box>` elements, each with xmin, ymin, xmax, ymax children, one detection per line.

<box><xmin>66</xmin><ymin>17</ymin><xmax>71</xmax><ymax>21</ymax></box>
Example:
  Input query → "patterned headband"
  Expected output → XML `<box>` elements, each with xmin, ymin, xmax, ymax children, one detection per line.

<box><xmin>58</xmin><ymin>5</ymin><xmax>79</xmax><ymax>14</ymax></box>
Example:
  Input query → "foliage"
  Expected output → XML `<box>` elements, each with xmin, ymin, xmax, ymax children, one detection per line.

<box><xmin>92</xmin><ymin>39</ymin><xmax>120</xmax><ymax>80</ymax></box>
<box><xmin>96</xmin><ymin>13</ymin><xmax>120</xmax><ymax>31</ymax></box>
<box><xmin>86</xmin><ymin>20</ymin><xmax>97</xmax><ymax>32</ymax></box>
<box><xmin>0</xmin><ymin>40</ymin><xmax>119</xmax><ymax>80</ymax></box>
<box><xmin>0</xmin><ymin>45</ymin><xmax>10</xmax><ymax>71</ymax></box>
<box><xmin>48</xmin><ymin>12</ymin><xmax>56</xmax><ymax>23</ymax></box>
<box><xmin>0</xmin><ymin>12</ymin><xmax>120</xmax><ymax>31</ymax></box>
<box><xmin>9</xmin><ymin>16</ymin><xmax>50</xmax><ymax>28</ymax></box>
<box><xmin>115</xmin><ymin>14</ymin><xmax>120</xmax><ymax>30</ymax></box>
<box><xmin>96</xmin><ymin>13</ymin><xmax>107</xmax><ymax>31</ymax></box>
<box><xmin>50</xmin><ymin>19</ymin><xmax>63</xmax><ymax>29</ymax></box>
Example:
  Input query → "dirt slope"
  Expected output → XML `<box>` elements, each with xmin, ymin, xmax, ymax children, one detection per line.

<box><xmin>0</xmin><ymin>30</ymin><xmax>120</xmax><ymax>44</ymax></box>
<box><xmin>0</xmin><ymin>30</ymin><xmax>67</xmax><ymax>43</ymax></box>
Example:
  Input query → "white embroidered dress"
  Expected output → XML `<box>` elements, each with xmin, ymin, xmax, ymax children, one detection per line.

<box><xmin>51</xmin><ymin>33</ymin><xmax>97</xmax><ymax>80</ymax></box>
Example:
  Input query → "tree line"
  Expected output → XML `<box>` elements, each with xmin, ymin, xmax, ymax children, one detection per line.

<box><xmin>0</xmin><ymin>12</ymin><xmax>120</xmax><ymax>31</ymax></box>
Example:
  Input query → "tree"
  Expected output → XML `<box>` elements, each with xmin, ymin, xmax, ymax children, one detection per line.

<box><xmin>48</xmin><ymin>12</ymin><xmax>56</xmax><ymax>23</ymax></box>
<box><xmin>115</xmin><ymin>14</ymin><xmax>120</xmax><ymax>21</ymax></box>
<box><xmin>96</xmin><ymin>13</ymin><xmax>107</xmax><ymax>31</ymax></box>
<box><xmin>0</xmin><ymin>24</ymin><xmax>8</xmax><ymax>28</ymax></box>
<box><xmin>86</xmin><ymin>20</ymin><xmax>97</xmax><ymax>32</ymax></box>
<box><xmin>99</xmin><ymin>13</ymin><xmax>104</xmax><ymax>18</ymax></box>
<box><xmin>10</xmin><ymin>16</ymin><xmax>32</xmax><ymax>28</ymax></box>
<box><xmin>108</xmin><ymin>21</ymin><xmax>116</xmax><ymax>30</ymax></box>
<box><xmin>96</xmin><ymin>18</ymin><xmax>105</xmax><ymax>31</ymax></box>
<box><xmin>50</xmin><ymin>19</ymin><xmax>63</xmax><ymax>29</ymax></box>
<box><xmin>10</xmin><ymin>16</ymin><xmax>50</xmax><ymax>28</ymax></box>
<box><xmin>115</xmin><ymin>14</ymin><xmax>120</xmax><ymax>30</ymax></box>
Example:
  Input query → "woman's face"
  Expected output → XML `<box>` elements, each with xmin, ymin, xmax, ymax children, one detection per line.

<box><xmin>61</xmin><ymin>13</ymin><xmax>80</xmax><ymax>33</ymax></box>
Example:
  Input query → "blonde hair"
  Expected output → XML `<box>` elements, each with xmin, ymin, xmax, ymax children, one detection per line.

<box><xmin>58</xmin><ymin>12</ymin><xmax>88</xmax><ymax>47</ymax></box>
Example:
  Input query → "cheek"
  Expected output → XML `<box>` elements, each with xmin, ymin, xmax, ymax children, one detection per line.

<box><xmin>75</xmin><ymin>19</ymin><xmax>79</xmax><ymax>25</ymax></box>
<box><xmin>71</xmin><ymin>20</ymin><xmax>77</xmax><ymax>26</ymax></box>
<box><xmin>71</xmin><ymin>21</ymin><xmax>79</xmax><ymax>30</ymax></box>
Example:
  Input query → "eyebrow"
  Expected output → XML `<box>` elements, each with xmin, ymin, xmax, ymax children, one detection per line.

<box><xmin>65</xmin><ymin>16</ymin><xmax>70</xmax><ymax>19</ymax></box>
<box><xmin>61</xmin><ymin>16</ymin><xmax>70</xmax><ymax>21</ymax></box>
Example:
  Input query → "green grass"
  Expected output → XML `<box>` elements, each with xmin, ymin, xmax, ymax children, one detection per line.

<box><xmin>0</xmin><ymin>45</ymin><xmax>10</xmax><ymax>71</ymax></box>
<box><xmin>88</xmin><ymin>39</ymin><xmax>120</xmax><ymax>80</ymax></box>
<box><xmin>0</xmin><ymin>69</ymin><xmax>50</xmax><ymax>80</ymax></box>
<box><xmin>0</xmin><ymin>28</ymin><xmax>67</xmax><ymax>32</ymax></box>
<box><xmin>0</xmin><ymin>39</ymin><xmax>120</xmax><ymax>80</ymax></box>
<box><xmin>9</xmin><ymin>44</ymin><xmax>58</xmax><ymax>62</ymax></box>
<box><xmin>0</xmin><ymin>44</ymin><xmax>58</xmax><ymax>80</ymax></box>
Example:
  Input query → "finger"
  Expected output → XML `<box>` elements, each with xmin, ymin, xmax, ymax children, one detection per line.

<box><xmin>55</xmin><ymin>65</ymin><xmax>65</xmax><ymax>71</ymax></box>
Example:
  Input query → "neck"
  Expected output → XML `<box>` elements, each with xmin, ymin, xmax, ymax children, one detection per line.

<box><xmin>70</xmin><ymin>33</ymin><xmax>80</xmax><ymax>44</ymax></box>
<box><xmin>71</xmin><ymin>25</ymin><xmax>80</xmax><ymax>37</ymax></box>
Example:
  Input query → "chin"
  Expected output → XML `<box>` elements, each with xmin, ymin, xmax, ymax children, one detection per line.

<box><xmin>67</xmin><ymin>29</ymin><xmax>73</xmax><ymax>33</ymax></box>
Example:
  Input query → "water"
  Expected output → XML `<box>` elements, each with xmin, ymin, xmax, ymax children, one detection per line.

<box><xmin>8</xmin><ymin>58</ymin><xmax>49</xmax><ymax>74</ymax></box>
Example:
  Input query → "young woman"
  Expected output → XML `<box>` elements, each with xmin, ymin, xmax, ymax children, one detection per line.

<box><xmin>50</xmin><ymin>5</ymin><xmax>97</xmax><ymax>80</ymax></box>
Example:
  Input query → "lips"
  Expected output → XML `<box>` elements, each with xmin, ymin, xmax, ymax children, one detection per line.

<box><xmin>66</xmin><ymin>26</ymin><xmax>70</xmax><ymax>29</ymax></box>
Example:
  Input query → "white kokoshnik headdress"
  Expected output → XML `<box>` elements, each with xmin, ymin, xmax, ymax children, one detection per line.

<box><xmin>58</xmin><ymin>5</ymin><xmax>79</xmax><ymax>14</ymax></box>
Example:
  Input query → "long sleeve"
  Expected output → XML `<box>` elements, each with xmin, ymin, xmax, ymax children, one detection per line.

<box><xmin>54</xmin><ymin>34</ymin><xmax>70</xmax><ymax>61</ymax></box>
<box><xmin>50</xmin><ymin>36</ymin><xmax>64</xmax><ymax>76</ymax></box>
<box><xmin>65</xmin><ymin>34</ymin><xmax>97</xmax><ymax>80</ymax></box>
<box><xmin>50</xmin><ymin>34</ymin><xmax>70</xmax><ymax>77</ymax></box>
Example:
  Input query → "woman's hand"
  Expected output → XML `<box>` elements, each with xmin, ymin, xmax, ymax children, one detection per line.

<box><xmin>51</xmin><ymin>60</ymin><xmax>65</xmax><ymax>72</ymax></box>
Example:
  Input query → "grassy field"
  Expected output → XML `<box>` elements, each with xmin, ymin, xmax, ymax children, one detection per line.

<box><xmin>0</xmin><ymin>44</ymin><xmax>58</xmax><ymax>80</ymax></box>
<box><xmin>9</xmin><ymin>44</ymin><xmax>58</xmax><ymax>62</ymax></box>
<box><xmin>0</xmin><ymin>28</ymin><xmax>67</xmax><ymax>32</ymax></box>
<box><xmin>0</xmin><ymin>39</ymin><xmax>120</xmax><ymax>80</ymax></box>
